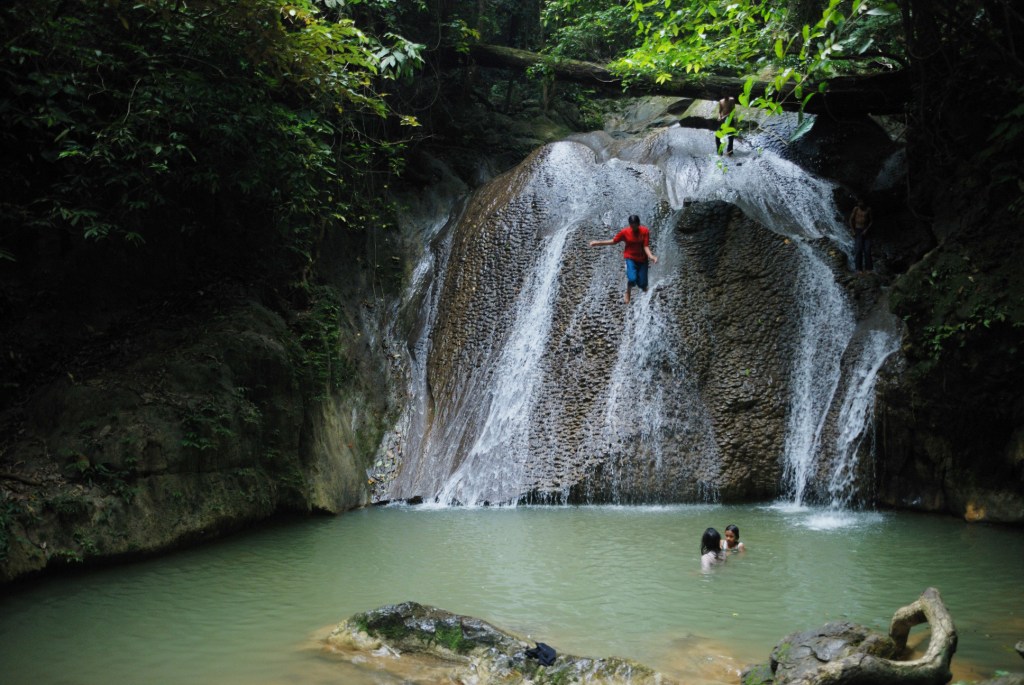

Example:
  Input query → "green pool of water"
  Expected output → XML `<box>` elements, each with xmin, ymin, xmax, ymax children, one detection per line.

<box><xmin>1</xmin><ymin>504</ymin><xmax>1021</xmax><ymax>684</ymax></box>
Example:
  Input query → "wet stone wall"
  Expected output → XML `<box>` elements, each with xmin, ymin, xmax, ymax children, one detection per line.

<box><xmin>383</xmin><ymin>130</ymin><xmax>868</xmax><ymax>506</ymax></box>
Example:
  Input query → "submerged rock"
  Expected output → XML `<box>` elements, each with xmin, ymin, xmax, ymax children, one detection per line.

<box><xmin>325</xmin><ymin>601</ymin><xmax>662</xmax><ymax>684</ymax></box>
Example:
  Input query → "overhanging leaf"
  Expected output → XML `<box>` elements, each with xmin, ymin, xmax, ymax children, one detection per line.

<box><xmin>789</xmin><ymin>115</ymin><xmax>815</xmax><ymax>142</ymax></box>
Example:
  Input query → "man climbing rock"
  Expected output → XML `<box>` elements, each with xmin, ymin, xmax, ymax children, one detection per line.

<box><xmin>849</xmin><ymin>198</ymin><xmax>873</xmax><ymax>273</ymax></box>
<box><xmin>717</xmin><ymin>95</ymin><xmax>737</xmax><ymax>156</ymax></box>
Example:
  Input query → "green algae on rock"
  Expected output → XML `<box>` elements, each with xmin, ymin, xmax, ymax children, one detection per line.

<box><xmin>326</xmin><ymin>601</ymin><xmax>662</xmax><ymax>684</ymax></box>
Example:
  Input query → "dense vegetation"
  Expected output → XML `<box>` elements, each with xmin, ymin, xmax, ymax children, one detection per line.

<box><xmin>0</xmin><ymin>0</ymin><xmax>423</xmax><ymax>279</ymax></box>
<box><xmin>3</xmin><ymin>0</ymin><xmax>1020</xmax><ymax>284</ymax></box>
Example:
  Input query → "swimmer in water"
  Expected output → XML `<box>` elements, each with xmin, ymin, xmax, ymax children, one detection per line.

<box><xmin>720</xmin><ymin>524</ymin><xmax>745</xmax><ymax>553</ymax></box>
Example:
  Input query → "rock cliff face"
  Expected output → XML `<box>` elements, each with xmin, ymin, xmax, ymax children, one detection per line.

<box><xmin>568</xmin><ymin>199</ymin><xmax>808</xmax><ymax>503</ymax></box>
<box><xmin>378</xmin><ymin>97</ymin><xmax>1024</xmax><ymax>520</ymax></box>
<box><xmin>794</xmin><ymin>111</ymin><xmax>1024</xmax><ymax>524</ymax></box>
<box><xmin>379</xmin><ymin>118</ymin><xmax>895</xmax><ymax>507</ymax></box>
<box><xmin>0</xmin><ymin>294</ymin><xmax>387</xmax><ymax>583</ymax></box>
<box><xmin>874</xmin><ymin>207</ymin><xmax>1024</xmax><ymax>523</ymax></box>
<box><xmin>790</xmin><ymin>113</ymin><xmax>1024</xmax><ymax>523</ymax></box>
<box><xmin>667</xmin><ymin>201</ymin><xmax>803</xmax><ymax>500</ymax></box>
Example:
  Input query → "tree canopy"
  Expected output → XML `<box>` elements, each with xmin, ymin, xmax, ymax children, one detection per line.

<box><xmin>537</xmin><ymin>0</ymin><xmax>1021</xmax><ymax>213</ymax></box>
<box><xmin>0</xmin><ymin>0</ymin><xmax>422</xmax><ymax>279</ymax></box>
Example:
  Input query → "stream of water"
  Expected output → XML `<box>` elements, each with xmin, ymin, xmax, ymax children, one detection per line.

<box><xmin>1</xmin><ymin>504</ymin><xmax>1021</xmax><ymax>685</ymax></box>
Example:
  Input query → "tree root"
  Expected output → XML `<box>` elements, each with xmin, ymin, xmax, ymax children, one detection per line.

<box><xmin>814</xmin><ymin>587</ymin><xmax>956</xmax><ymax>685</ymax></box>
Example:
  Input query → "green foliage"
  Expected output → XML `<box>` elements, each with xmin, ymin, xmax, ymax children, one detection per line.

<box><xmin>73</xmin><ymin>532</ymin><xmax>100</xmax><ymax>556</ymax></box>
<box><xmin>375</xmin><ymin>32</ymin><xmax>426</xmax><ymax>80</ymax></box>
<box><xmin>447</xmin><ymin>20</ymin><xmax>482</xmax><ymax>54</ymax></box>
<box><xmin>526</xmin><ymin>60</ymin><xmax>557</xmax><ymax>85</ymax></box>
<box><xmin>233</xmin><ymin>387</ymin><xmax>263</xmax><ymax>426</ymax></box>
<box><xmin>0</xmin><ymin>0</ymin><xmax>420</xmax><ymax>279</ymax></box>
<box><xmin>576</xmin><ymin>98</ymin><xmax>607</xmax><ymax>131</ymax></box>
<box><xmin>51</xmin><ymin>549</ymin><xmax>85</xmax><ymax>565</ymax></box>
<box><xmin>181</xmin><ymin>400</ymin><xmax>235</xmax><ymax>452</ymax></box>
<box><xmin>47</xmin><ymin>494</ymin><xmax>91</xmax><ymax>519</ymax></box>
<box><xmin>294</xmin><ymin>285</ymin><xmax>354</xmax><ymax>397</ymax></box>
<box><xmin>606</xmin><ymin>0</ymin><xmax>902</xmax><ymax>112</ymax></box>
<box><xmin>542</xmin><ymin>0</ymin><xmax>636</xmax><ymax>62</ymax></box>
<box><xmin>922</xmin><ymin>304</ymin><xmax>1017</xmax><ymax>362</ymax></box>
<box><xmin>63</xmin><ymin>457</ymin><xmax>137</xmax><ymax>503</ymax></box>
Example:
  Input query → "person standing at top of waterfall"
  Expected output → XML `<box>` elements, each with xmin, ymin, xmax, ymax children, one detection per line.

<box><xmin>717</xmin><ymin>95</ymin><xmax>737</xmax><ymax>156</ymax></box>
<box><xmin>589</xmin><ymin>215</ymin><xmax>658</xmax><ymax>304</ymax></box>
<box><xmin>701</xmin><ymin>528</ymin><xmax>726</xmax><ymax>570</ymax></box>
<box><xmin>720</xmin><ymin>524</ymin><xmax>746</xmax><ymax>553</ymax></box>
<box><xmin>849</xmin><ymin>198</ymin><xmax>873</xmax><ymax>273</ymax></box>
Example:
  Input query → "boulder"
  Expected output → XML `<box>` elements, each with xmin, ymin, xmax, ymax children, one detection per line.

<box><xmin>326</xmin><ymin>601</ymin><xmax>661</xmax><ymax>684</ymax></box>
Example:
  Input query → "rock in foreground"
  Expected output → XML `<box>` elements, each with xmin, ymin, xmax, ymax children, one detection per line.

<box><xmin>741</xmin><ymin>587</ymin><xmax>971</xmax><ymax>685</ymax></box>
<box><xmin>325</xmin><ymin>601</ymin><xmax>661</xmax><ymax>684</ymax></box>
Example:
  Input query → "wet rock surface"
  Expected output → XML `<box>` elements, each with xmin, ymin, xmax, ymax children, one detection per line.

<box><xmin>751</xmin><ymin>622</ymin><xmax>898</xmax><ymax>684</ymax></box>
<box><xmin>382</xmin><ymin>126</ymin><xmax>868</xmax><ymax>505</ymax></box>
<box><xmin>326</xmin><ymin>601</ymin><xmax>661</xmax><ymax>684</ymax></box>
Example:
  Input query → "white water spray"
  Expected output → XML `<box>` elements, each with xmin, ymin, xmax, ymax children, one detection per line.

<box><xmin>826</xmin><ymin>322</ymin><xmax>901</xmax><ymax>507</ymax></box>
<box><xmin>436</xmin><ymin>224</ymin><xmax>571</xmax><ymax>505</ymax></box>
<box><xmin>780</xmin><ymin>242</ymin><xmax>855</xmax><ymax>505</ymax></box>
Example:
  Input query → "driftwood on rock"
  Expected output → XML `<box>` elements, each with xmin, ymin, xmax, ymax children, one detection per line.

<box><xmin>745</xmin><ymin>587</ymin><xmax>958</xmax><ymax>685</ymax></box>
<box><xmin>464</xmin><ymin>43</ymin><xmax>909</xmax><ymax>116</ymax></box>
<box><xmin>887</xmin><ymin>586</ymin><xmax>959</xmax><ymax>681</ymax></box>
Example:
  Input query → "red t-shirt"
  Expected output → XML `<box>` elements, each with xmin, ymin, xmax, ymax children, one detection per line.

<box><xmin>613</xmin><ymin>225</ymin><xmax>650</xmax><ymax>262</ymax></box>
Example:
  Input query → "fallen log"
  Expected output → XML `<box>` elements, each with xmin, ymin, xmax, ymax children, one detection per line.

<box><xmin>464</xmin><ymin>43</ymin><xmax>909</xmax><ymax>116</ymax></box>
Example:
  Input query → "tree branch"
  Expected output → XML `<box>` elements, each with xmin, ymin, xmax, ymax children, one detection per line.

<box><xmin>463</xmin><ymin>44</ymin><xmax>910</xmax><ymax>116</ymax></box>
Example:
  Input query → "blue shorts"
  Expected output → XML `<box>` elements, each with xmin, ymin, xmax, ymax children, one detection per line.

<box><xmin>625</xmin><ymin>259</ymin><xmax>649</xmax><ymax>290</ymax></box>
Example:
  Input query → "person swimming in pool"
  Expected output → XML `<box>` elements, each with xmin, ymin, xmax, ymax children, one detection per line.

<box><xmin>720</xmin><ymin>524</ymin><xmax>745</xmax><ymax>553</ymax></box>
<box><xmin>701</xmin><ymin>527</ymin><xmax>726</xmax><ymax>570</ymax></box>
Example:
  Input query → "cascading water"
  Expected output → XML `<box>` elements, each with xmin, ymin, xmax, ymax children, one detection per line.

<box><xmin>779</xmin><ymin>242</ymin><xmax>855</xmax><ymax>506</ymax></box>
<box><xmin>436</xmin><ymin>212</ymin><xmax>572</xmax><ymax>505</ymax></box>
<box><xmin>379</xmin><ymin>114</ymin><xmax>899</xmax><ymax>508</ymax></box>
<box><xmin>659</xmin><ymin>125</ymin><xmax>900</xmax><ymax>508</ymax></box>
<box><xmin>824</xmin><ymin>312</ymin><xmax>902</xmax><ymax>508</ymax></box>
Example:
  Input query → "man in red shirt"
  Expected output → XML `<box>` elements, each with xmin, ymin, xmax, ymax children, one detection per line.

<box><xmin>589</xmin><ymin>214</ymin><xmax>659</xmax><ymax>303</ymax></box>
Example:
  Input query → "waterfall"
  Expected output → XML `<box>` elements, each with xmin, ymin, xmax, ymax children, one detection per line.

<box><xmin>436</xmin><ymin>218</ymin><xmax>571</xmax><ymax>504</ymax></box>
<box><xmin>825</xmin><ymin>313</ymin><xmax>902</xmax><ymax>508</ymax></box>
<box><xmin>779</xmin><ymin>242</ymin><xmax>856</xmax><ymax>505</ymax></box>
<box><xmin>660</xmin><ymin>126</ymin><xmax>900</xmax><ymax>507</ymax></box>
<box><xmin>581</xmin><ymin>226</ymin><xmax>723</xmax><ymax>503</ymax></box>
<box><xmin>380</xmin><ymin>118</ymin><xmax>899</xmax><ymax>508</ymax></box>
